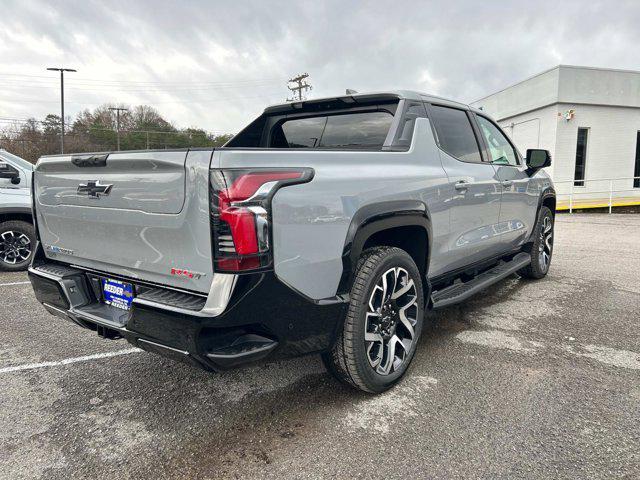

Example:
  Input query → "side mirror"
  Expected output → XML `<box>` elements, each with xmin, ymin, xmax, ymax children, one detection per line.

<box><xmin>525</xmin><ymin>149</ymin><xmax>551</xmax><ymax>170</ymax></box>
<box><xmin>0</xmin><ymin>162</ymin><xmax>21</xmax><ymax>184</ymax></box>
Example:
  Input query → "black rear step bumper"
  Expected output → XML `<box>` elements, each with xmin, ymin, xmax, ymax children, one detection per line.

<box><xmin>28</xmin><ymin>263</ymin><xmax>346</xmax><ymax>372</ymax></box>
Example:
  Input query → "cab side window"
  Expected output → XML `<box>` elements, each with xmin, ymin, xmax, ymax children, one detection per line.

<box><xmin>476</xmin><ymin>116</ymin><xmax>519</xmax><ymax>166</ymax></box>
<box><xmin>429</xmin><ymin>105</ymin><xmax>482</xmax><ymax>163</ymax></box>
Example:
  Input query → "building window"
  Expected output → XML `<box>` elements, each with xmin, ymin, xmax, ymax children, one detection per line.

<box><xmin>574</xmin><ymin>128</ymin><xmax>589</xmax><ymax>187</ymax></box>
<box><xmin>634</xmin><ymin>131</ymin><xmax>640</xmax><ymax>188</ymax></box>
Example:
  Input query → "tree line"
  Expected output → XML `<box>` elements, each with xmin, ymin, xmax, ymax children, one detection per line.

<box><xmin>0</xmin><ymin>104</ymin><xmax>234</xmax><ymax>163</ymax></box>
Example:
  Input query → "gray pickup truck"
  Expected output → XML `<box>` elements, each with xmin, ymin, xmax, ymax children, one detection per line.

<box><xmin>0</xmin><ymin>149</ymin><xmax>34</xmax><ymax>271</ymax></box>
<box><xmin>28</xmin><ymin>91</ymin><xmax>555</xmax><ymax>393</ymax></box>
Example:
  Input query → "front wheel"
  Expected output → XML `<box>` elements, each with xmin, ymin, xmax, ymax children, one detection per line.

<box><xmin>322</xmin><ymin>246</ymin><xmax>425</xmax><ymax>393</ymax></box>
<box><xmin>518</xmin><ymin>206</ymin><xmax>554</xmax><ymax>279</ymax></box>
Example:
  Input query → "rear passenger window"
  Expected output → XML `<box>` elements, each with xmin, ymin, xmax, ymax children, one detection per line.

<box><xmin>429</xmin><ymin>105</ymin><xmax>482</xmax><ymax>163</ymax></box>
<box><xmin>276</xmin><ymin>111</ymin><xmax>393</xmax><ymax>149</ymax></box>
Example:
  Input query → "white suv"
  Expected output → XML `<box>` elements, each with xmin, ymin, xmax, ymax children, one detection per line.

<box><xmin>0</xmin><ymin>149</ymin><xmax>34</xmax><ymax>271</ymax></box>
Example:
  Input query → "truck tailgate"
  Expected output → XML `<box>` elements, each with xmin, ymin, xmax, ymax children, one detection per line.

<box><xmin>34</xmin><ymin>150</ymin><xmax>215</xmax><ymax>293</ymax></box>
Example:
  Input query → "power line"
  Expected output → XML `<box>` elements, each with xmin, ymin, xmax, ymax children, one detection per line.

<box><xmin>287</xmin><ymin>73</ymin><xmax>312</xmax><ymax>102</ymax></box>
<box><xmin>0</xmin><ymin>120</ymin><xmax>231</xmax><ymax>136</ymax></box>
<box><xmin>0</xmin><ymin>80</ymin><xmax>284</xmax><ymax>93</ymax></box>
<box><xmin>0</xmin><ymin>118</ymin><xmax>232</xmax><ymax>135</ymax></box>
<box><xmin>0</xmin><ymin>91</ymin><xmax>283</xmax><ymax>105</ymax></box>
<box><xmin>0</xmin><ymin>129</ymin><xmax>233</xmax><ymax>138</ymax></box>
<box><xmin>0</xmin><ymin>72</ymin><xmax>286</xmax><ymax>86</ymax></box>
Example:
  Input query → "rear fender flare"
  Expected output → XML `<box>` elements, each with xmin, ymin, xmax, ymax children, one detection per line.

<box><xmin>337</xmin><ymin>200</ymin><xmax>432</xmax><ymax>296</ymax></box>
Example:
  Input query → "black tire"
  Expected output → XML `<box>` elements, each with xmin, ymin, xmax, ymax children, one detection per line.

<box><xmin>518</xmin><ymin>206</ymin><xmax>554</xmax><ymax>279</ymax></box>
<box><xmin>322</xmin><ymin>246</ymin><xmax>425</xmax><ymax>393</ymax></box>
<box><xmin>0</xmin><ymin>220</ymin><xmax>36</xmax><ymax>272</ymax></box>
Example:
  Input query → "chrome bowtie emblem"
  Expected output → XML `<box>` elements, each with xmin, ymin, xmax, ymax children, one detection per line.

<box><xmin>77</xmin><ymin>180</ymin><xmax>113</xmax><ymax>198</ymax></box>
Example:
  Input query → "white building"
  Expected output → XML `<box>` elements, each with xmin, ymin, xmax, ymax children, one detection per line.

<box><xmin>471</xmin><ymin>65</ymin><xmax>640</xmax><ymax>210</ymax></box>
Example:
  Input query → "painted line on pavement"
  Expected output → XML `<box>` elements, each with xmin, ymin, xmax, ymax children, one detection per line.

<box><xmin>0</xmin><ymin>348</ymin><xmax>142</xmax><ymax>374</ymax></box>
<box><xmin>0</xmin><ymin>281</ymin><xmax>30</xmax><ymax>287</ymax></box>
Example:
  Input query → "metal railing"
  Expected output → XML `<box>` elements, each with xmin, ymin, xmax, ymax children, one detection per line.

<box><xmin>553</xmin><ymin>176</ymin><xmax>640</xmax><ymax>213</ymax></box>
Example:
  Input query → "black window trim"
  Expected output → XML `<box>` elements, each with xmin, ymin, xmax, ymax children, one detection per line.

<box><xmin>424</xmin><ymin>102</ymin><xmax>488</xmax><ymax>165</ymax></box>
<box><xmin>472</xmin><ymin>112</ymin><xmax>522</xmax><ymax>167</ymax></box>
<box><xmin>382</xmin><ymin>99</ymin><xmax>428</xmax><ymax>151</ymax></box>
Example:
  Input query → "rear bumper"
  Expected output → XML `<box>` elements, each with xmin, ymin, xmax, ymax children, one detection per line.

<box><xmin>28</xmin><ymin>262</ymin><xmax>346</xmax><ymax>371</ymax></box>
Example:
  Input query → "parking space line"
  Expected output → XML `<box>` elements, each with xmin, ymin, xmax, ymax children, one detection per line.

<box><xmin>0</xmin><ymin>348</ymin><xmax>142</xmax><ymax>374</ymax></box>
<box><xmin>0</xmin><ymin>281</ymin><xmax>30</xmax><ymax>287</ymax></box>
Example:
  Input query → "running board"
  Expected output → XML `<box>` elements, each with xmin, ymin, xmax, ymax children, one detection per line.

<box><xmin>431</xmin><ymin>252</ymin><xmax>531</xmax><ymax>309</ymax></box>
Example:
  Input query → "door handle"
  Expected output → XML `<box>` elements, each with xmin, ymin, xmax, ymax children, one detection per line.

<box><xmin>454</xmin><ymin>181</ymin><xmax>470</xmax><ymax>191</ymax></box>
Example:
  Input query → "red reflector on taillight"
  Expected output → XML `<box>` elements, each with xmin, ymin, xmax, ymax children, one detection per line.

<box><xmin>210</xmin><ymin>168</ymin><xmax>313</xmax><ymax>273</ymax></box>
<box><xmin>217</xmin><ymin>256</ymin><xmax>261</xmax><ymax>272</ymax></box>
<box><xmin>219</xmin><ymin>208</ymin><xmax>257</xmax><ymax>255</ymax></box>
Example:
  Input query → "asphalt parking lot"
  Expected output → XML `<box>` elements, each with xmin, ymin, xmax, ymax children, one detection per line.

<box><xmin>1</xmin><ymin>213</ymin><xmax>639</xmax><ymax>479</ymax></box>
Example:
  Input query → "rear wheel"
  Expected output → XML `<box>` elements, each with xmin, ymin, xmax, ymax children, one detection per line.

<box><xmin>0</xmin><ymin>220</ymin><xmax>35</xmax><ymax>272</ymax></box>
<box><xmin>518</xmin><ymin>206</ymin><xmax>554</xmax><ymax>279</ymax></box>
<box><xmin>322</xmin><ymin>246</ymin><xmax>425</xmax><ymax>393</ymax></box>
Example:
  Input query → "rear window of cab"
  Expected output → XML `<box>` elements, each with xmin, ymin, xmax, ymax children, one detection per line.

<box><xmin>224</xmin><ymin>98</ymin><xmax>426</xmax><ymax>151</ymax></box>
<box><xmin>272</xmin><ymin>111</ymin><xmax>393</xmax><ymax>149</ymax></box>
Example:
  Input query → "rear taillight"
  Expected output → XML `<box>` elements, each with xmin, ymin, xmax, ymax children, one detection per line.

<box><xmin>210</xmin><ymin>168</ymin><xmax>313</xmax><ymax>273</ymax></box>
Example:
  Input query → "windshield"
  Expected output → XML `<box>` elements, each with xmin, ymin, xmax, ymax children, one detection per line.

<box><xmin>0</xmin><ymin>150</ymin><xmax>34</xmax><ymax>170</ymax></box>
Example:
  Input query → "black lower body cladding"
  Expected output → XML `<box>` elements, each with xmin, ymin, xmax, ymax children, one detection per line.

<box><xmin>29</xmin><ymin>271</ymin><xmax>70</xmax><ymax>310</ymax></box>
<box><xmin>29</xmin><ymin>264</ymin><xmax>346</xmax><ymax>372</ymax></box>
<box><xmin>129</xmin><ymin>272</ymin><xmax>346</xmax><ymax>369</ymax></box>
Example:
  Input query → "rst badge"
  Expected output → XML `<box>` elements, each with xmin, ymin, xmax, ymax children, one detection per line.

<box><xmin>77</xmin><ymin>180</ymin><xmax>113</xmax><ymax>198</ymax></box>
<box><xmin>170</xmin><ymin>267</ymin><xmax>205</xmax><ymax>280</ymax></box>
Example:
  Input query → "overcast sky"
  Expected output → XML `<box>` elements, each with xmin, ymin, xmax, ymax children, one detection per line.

<box><xmin>1</xmin><ymin>0</ymin><xmax>639</xmax><ymax>133</ymax></box>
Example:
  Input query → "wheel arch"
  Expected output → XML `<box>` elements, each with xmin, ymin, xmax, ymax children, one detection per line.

<box><xmin>526</xmin><ymin>187</ymin><xmax>556</xmax><ymax>244</ymax></box>
<box><xmin>337</xmin><ymin>200</ymin><xmax>431</xmax><ymax>297</ymax></box>
<box><xmin>542</xmin><ymin>191</ymin><xmax>556</xmax><ymax>215</ymax></box>
<box><xmin>0</xmin><ymin>207</ymin><xmax>33</xmax><ymax>225</ymax></box>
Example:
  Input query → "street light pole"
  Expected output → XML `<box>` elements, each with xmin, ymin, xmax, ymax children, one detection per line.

<box><xmin>108</xmin><ymin>107</ymin><xmax>128</xmax><ymax>151</ymax></box>
<box><xmin>46</xmin><ymin>67</ymin><xmax>76</xmax><ymax>154</ymax></box>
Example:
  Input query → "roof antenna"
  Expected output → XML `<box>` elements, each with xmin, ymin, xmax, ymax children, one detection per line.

<box><xmin>346</xmin><ymin>89</ymin><xmax>358</xmax><ymax>95</ymax></box>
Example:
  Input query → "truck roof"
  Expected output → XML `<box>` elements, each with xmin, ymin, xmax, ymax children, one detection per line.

<box><xmin>264</xmin><ymin>90</ymin><xmax>476</xmax><ymax>114</ymax></box>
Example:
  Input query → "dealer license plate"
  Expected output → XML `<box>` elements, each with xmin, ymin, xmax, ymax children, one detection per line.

<box><xmin>102</xmin><ymin>278</ymin><xmax>134</xmax><ymax>311</ymax></box>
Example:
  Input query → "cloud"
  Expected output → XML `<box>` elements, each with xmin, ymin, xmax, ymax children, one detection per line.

<box><xmin>1</xmin><ymin>0</ymin><xmax>639</xmax><ymax>133</ymax></box>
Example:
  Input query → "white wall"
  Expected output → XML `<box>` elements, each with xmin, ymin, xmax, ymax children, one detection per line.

<box><xmin>471</xmin><ymin>65</ymin><xmax>640</xmax><ymax>204</ymax></box>
<box><xmin>558</xmin><ymin>66</ymin><xmax>640</xmax><ymax>109</ymax></box>
<box><xmin>553</xmin><ymin>103</ymin><xmax>640</xmax><ymax>197</ymax></box>
<box><xmin>472</xmin><ymin>67</ymin><xmax>559</xmax><ymax>120</ymax></box>
<box><xmin>497</xmin><ymin>104</ymin><xmax>559</xmax><ymax>179</ymax></box>
<box><xmin>472</xmin><ymin>65</ymin><xmax>640</xmax><ymax>120</ymax></box>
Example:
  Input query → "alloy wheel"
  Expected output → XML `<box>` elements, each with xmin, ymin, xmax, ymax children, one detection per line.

<box><xmin>365</xmin><ymin>267</ymin><xmax>419</xmax><ymax>375</ymax></box>
<box><xmin>0</xmin><ymin>230</ymin><xmax>32</xmax><ymax>265</ymax></box>
<box><xmin>538</xmin><ymin>216</ymin><xmax>553</xmax><ymax>272</ymax></box>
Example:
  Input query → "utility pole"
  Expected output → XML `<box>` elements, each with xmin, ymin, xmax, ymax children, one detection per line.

<box><xmin>46</xmin><ymin>67</ymin><xmax>77</xmax><ymax>154</ymax></box>
<box><xmin>108</xmin><ymin>107</ymin><xmax>128</xmax><ymax>151</ymax></box>
<box><xmin>287</xmin><ymin>73</ymin><xmax>312</xmax><ymax>101</ymax></box>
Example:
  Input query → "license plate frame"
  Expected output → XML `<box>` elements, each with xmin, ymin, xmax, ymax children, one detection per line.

<box><xmin>101</xmin><ymin>278</ymin><xmax>134</xmax><ymax>311</ymax></box>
